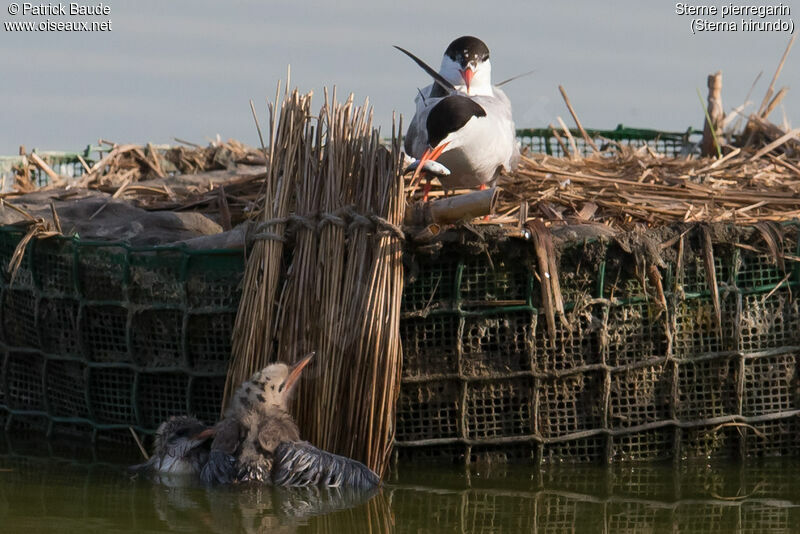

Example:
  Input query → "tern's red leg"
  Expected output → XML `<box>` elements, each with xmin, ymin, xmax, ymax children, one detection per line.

<box><xmin>422</xmin><ymin>178</ymin><xmax>432</xmax><ymax>202</ymax></box>
<box><xmin>411</xmin><ymin>142</ymin><xmax>450</xmax><ymax>202</ymax></box>
<box><xmin>479</xmin><ymin>184</ymin><xmax>489</xmax><ymax>220</ymax></box>
<box><xmin>409</xmin><ymin>147</ymin><xmax>432</xmax><ymax>196</ymax></box>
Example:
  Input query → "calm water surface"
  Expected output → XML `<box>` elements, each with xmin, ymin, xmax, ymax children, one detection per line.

<box><xmin>1</xmin><ymin>433</ymin><xmax>799</xmax><ymax>533</ymax></box>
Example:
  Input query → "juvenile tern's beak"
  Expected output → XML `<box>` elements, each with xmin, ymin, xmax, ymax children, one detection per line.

<box><xmin>280</xmin><ymin>351</ymin><xmax>315</xmax><ymax>393</ymax></box>
<box><xmin>460</xmin><ymin>67</ymin><xmax>474</xmax><ymax>92</ymax></box>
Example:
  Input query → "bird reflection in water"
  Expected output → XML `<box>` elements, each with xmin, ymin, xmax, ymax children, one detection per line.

<box><xmin>143</xmin><ymin>477</ymin><xmax>386</xmax><ymax>534</ymax></box>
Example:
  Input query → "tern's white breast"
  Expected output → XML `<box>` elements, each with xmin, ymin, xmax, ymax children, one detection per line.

<box><xmin>436</xmin><ymin>92</ymin><xmax>518</xmax><ymax>189</ymax></box>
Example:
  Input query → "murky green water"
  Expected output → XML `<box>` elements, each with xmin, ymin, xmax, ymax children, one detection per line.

<box><xmin>1</xmin><ymin>434</ymin><xmax>799</xmax><ymax>533</ymax></box>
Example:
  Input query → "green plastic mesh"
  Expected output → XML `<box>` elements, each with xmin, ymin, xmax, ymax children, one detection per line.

<box><xmin>394</xmin><ymin>223</ymin><xmax>800</xmax><ymax>464</ymax></box>
<box><xmin>516</xmin><ymin>126</ymin><xmax>700</xmax><ymax>158</ymax></box>
<box><xmin>0</xmin><ymin>230</ymin><xmax>242</xmax><ymax>438</ymax></box>
<box><xmin>1</xmin><ymin>222</ymin><xmax>799</xmax><ymax>464</ymax></box>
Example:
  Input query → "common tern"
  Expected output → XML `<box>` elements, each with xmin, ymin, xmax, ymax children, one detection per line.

<box><xmin>399</xmin><ymin>36</ymin><xmax>520</xmax><ymax>200</ymax></box>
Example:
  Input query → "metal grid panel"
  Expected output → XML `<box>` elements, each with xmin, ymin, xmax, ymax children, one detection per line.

<box><xmin>130</xmin><ymin>309</ymin><xmax>183</xmax><ymax>368</ymax></box>
<box><xmin>537</xmin><ymin>372</ymin><xmax>604</xmax><ymax>438</ymax></box>
<box><xmin>186</xmin><ymin>312</ymin><xmax>235</xmax><ymax>374</ymax></box>
<box><xmin>400</xmin><ymin>314</ymin><xmax>460</xmax><ymax>379</ymax></box>
<box><xmin>466</xmin><ymin>378</ymin><xmax>533</xmax><ymax>440</ymax></box>
<box><xmin>46</xmin><ymin>359</ymin><xmax>89</xmax><ymax>419</ymax></box>
<box><xmin>461</xmin><ymin>311</ymin><xmax>533</xmax><ymax>377</ymax></box>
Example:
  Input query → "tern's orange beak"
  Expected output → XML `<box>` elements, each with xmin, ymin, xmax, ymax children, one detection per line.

<box><xmin>280</xmin><ymin>351</ymin><xmax>315</xmax><ymax>393</ymax></box>
<box><xmin>409</xmin><ymin>142</ymin><xmax>450</xmax><ymax>196</ymax></box>
<box><xmin>460</xmin><ymin>67</ymin><xmax>474</xmax><ymax>92</ymax></box>
<box><xmin>410</xmin><ymin>147</ymin><xmax>432</xmax><ymax>192</ymax></box>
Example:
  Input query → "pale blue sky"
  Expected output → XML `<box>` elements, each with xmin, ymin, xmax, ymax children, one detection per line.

<box><xmin>1</xmin><ymin>0</ymin><xmax>796</xmax><ymax>154</ymax></box>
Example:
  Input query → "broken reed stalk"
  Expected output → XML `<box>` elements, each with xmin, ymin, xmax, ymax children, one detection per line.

<box><xmin>762</xmin><ymin>86</ymin><xmax>788</xmax><ymax>119</ymax></box>
<box><xmin>548</xmin><ymin>124</ymin><xmax>570</xmax><ymax>157</ymax></box>
<box><xmin>757</xmin><ymin>34</ymin><xmax>796</xmax><ymax>116</ymax></box>
<box><xmin>702</xmin><ymin>226</ymin><xmax>723</xmax><ymax>339</ymax></box>
<box><xmin>700</xmin><ymin>72</ymin><xmax>724</xmax><ymax>158</ymax></box>
<box><xmin>556</xmin><ymin>116</ymin><xmax>579</xmax><ymax>159</ymax></box>
<box><xmin>129</xmin><ymin>426</ymin><xmax>149</xmax><ymax>460</ymax></box>
<box><xmin>526</xmin><ymin>220</ymin><xmax>566</xmax><ymax>345</ymax></box>
<box><xmin>28</xmin><ymin>152</ymin><xmax>60</xmax><ymax>184</ymax></box>
<box><xmin>558</xmin><ymin>85</ymin><xmax>598</xmax><ymax>153</ymax></box>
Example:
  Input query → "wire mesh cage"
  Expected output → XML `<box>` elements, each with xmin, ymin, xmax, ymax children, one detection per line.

<box><xmin>393</xmin><ymin>223</ymin><xmax>800</xmax><ymax>464</ymax></box>
<box><xmin>0</xmin><ymin>231</ymin><xmax>243</xmax><ymax>438</ymax></box>
<box><xmin>0</xmin><ymin>221</ymin><xmax>798</xmax><ymax>464</ymax></box>
<box><xmin>516</xmin><ymin>125</ymin><xmax>701</xmax><ymax>158</ymax></box>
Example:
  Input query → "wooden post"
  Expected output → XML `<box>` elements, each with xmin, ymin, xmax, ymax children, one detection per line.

<box><xmin>404</xmin><ymin>187</ymin><xmax>497</xmax><ymax>226</ymax></box>
<box><xmin>29</xmin><ymin>152</ymin><xmax>61</xmax><ymax>184</ymax></box>
<box><xmin>701</xmin><ymin>71</ymin><xmax>724</xmax><ymax>157</ymax></box>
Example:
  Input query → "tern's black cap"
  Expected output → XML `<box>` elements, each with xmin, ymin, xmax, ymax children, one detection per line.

<box><xmin>426</xmin><ymin>95</ymin><xmax>487</xmax><ymax>147</ymax></box>
<box><xmin>444</xmin><ymin>36</ymin><xmax>490</xmax><ymax>67</ymax></box>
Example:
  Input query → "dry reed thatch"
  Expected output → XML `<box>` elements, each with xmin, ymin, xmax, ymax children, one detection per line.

<box><xmin>226</xmin><ymin>83</ymin><xmax>404</xmax><ymax>477</ymax></box>
<box><xmin>13</xmin><ymin>138</ymin><xmax>264</xmax><ymax>191</ymax></box>
<box><xmin>493</xmin><ymin>127</ymin><xmax>800</xmax><ymax>230</ymax></box>
<box><xmin>6</xmin><ymin>137</ymin><xmax>268</xmax><ymax>230</ymax></box>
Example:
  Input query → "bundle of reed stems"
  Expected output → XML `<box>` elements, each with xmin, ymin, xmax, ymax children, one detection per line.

<box><xmin>225</xmin><ymin>83</ymin><xmax>312</xmax><ymax>401</ymax></box>
<box><xmin>227</xmin><ymin>83</ymin><xmax>404</xmax><ymax>477</ymax></box>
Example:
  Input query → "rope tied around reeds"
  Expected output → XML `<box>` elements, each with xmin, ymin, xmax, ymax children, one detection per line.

<box><xmin>250</xmin><ymin>207</ymin><xmax>406</xmax><ymax>243</ymax></box>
